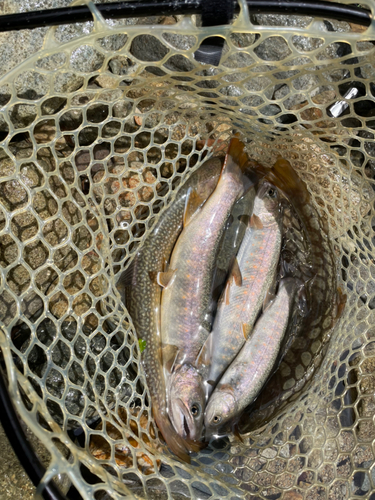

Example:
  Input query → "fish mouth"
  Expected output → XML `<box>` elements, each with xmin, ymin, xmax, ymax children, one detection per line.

<box><xmin>171</xmin><ymin>398</ymin><xmax>196</xmax><ymax>440</ymax></box>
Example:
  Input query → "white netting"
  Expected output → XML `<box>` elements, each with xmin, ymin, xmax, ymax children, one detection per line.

<box><xmin>1</xmin><ymin>1</ymin><xmax>375</xmax><ymax>498</ymax></box>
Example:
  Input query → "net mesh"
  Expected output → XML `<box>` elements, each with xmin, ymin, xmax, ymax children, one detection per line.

<box><xmin>1</xmin><ymin>2</ymin><xmax>375</xmax><ymax>498</ymax></box>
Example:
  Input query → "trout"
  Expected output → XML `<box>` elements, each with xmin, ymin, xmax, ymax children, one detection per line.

<box><xmin>120</xmin><ymin>157</ymin><xmax>222</xmax><ymax>462</ymax></box>
<box><xmin>200</xmin><ymin>179</ymin><xmax>283</xmax><ymax>398</ymax></box>
<box><xmin>239</xmin><ymin>158</ymin><xmax>346</xmax><ymax>432</ymax></box>
<box><xmin>159</xmin><ymin>138</ymin><xmax>258</xmax><ymax>442</ymax></box>
<box><xmin>205</xmin><ymin>278</ymin><xmax>297</xmax><ymax>437</ymax></box>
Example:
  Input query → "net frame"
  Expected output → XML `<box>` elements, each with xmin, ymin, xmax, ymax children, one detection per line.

<box><xmin>0</xmin><ymin>1</ymin><xmax>375</xmax><ymax>499</ymax></box>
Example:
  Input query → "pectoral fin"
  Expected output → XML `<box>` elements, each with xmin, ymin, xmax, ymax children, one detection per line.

<box><xmin>224</xmin><ymin>281</ymin><xmax>231</xmax><ymax>305</ymax></box>
<box><xmin>250</xmin><ymin>214</ymin><xmax>264</xmax><ymax>229</ymax></box>
<box><xmin>157</xmin><ymin>269</ymin><xmax>176</xmax><ymax>288</ymax></box>
<box><xmin>231</xmin><ymin>258</ymin><xmax>242</xmax><ymax>286</ymax></box>
<box><xmin>233</xmin><ymin>423</ymin><xmax>244</xmax><ymax>443</ymax></box>
<box><xmin>195</xmin><ymin>334</ymin><xmax>212</xmax><ymax>369</ymax></box>
<box><xmin>162</xmin><ymin>344</ymin><xmax>179</xmax><ymax>376</ymax></box>
<box><xmin>242</xmin><ymin>322</ymin><xmax>250</xmax><ymax>340</ymax></box>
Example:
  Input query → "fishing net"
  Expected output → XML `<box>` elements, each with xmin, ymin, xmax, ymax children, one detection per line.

<box><xmin>1</xmin><ymin>1</ymin><xmax>375</xmax><ymax>498</ymax></box>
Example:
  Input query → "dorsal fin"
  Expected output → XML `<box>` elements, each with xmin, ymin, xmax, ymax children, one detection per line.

<box><xmin>218</xmin><ymin>383</ymin><xmax>235</xmax><ymax>394</ymax></box>
<box><xmin>221</xmin><ymin>138</ymin><xmax>260</xmax><ymax>192</ymax></box>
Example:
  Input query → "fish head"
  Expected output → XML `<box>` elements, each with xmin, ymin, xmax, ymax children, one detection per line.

<box><xmin>204</xmin><ymin>388</ymin><xmax>236</xmax><ymax>438</ymax></box>
<box><xmin>168</xmin><ymin>364</ymin><xmax>206</xmax><ymax>441</ymax></box>
<box><xmin>253</xmin><ymin>180</ymin><xmax>281</xmax><ymax>227</ymax></box>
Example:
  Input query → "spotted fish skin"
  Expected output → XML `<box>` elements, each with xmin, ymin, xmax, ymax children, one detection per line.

<box><xmin>161</xmin><ymin>139</ymin><xmax>258</xmax><ymax>441</ymax></box>
<box><xmin>204</xmin><ymin>180</ymin><xmax>283</xmax><ymax>395</ymax></box>
<box><xmin>120</xmin><ymin>157</ymin><xmax>221</xmax><ymax>461</ymax></box>
<box><xmin>205</xmin><ymin>278</ymin><xmax>297</xmax><ymax>437</ymax></box>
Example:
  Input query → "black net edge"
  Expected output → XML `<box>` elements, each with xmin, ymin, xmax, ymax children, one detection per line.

<box><xmin>0</xmin><ymin>0</ymin><xmax>371</xmax><ymax>33</ymax></box>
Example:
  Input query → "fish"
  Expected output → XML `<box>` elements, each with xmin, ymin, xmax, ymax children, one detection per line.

<box><xmin>205</xmin><ymin>278</ymin><xmax>297</xmax><ymax>437</ymax></box>
<box><xmin>166</xmin><ymin>186</ymin><xmax>256</xmax><ymax>443</ymax></box>
<box><xmin>239</xmin><ymin>157</ymin><xmax>346</xmax><ymax>432</ymax></box>
<box><xmin>159</xmin><ymin>138</ymin><xmax>259</xmax><ymax>442</ymax></box>
<box><xmin>199</xmin><ymin>179</ymin><xmax>283</xmax><ymax>398</ymax></box>
<box><xmin>216</xmin><ymin>188</ymin><xmax>256</xmax><ymax>276</ymax></box>
<box><xmin>119</xmin><ymin>156</ymin><xmax>222</xmax><ymax>462</ymax></box>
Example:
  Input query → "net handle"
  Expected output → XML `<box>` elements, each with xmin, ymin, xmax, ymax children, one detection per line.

<box><xmin>0</xmin><ymin>367</ymin><xmax>69</xmax><ymax>500</ymax></box>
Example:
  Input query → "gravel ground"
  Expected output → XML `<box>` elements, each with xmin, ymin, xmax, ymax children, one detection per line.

<box><xmin>0</xmin><ymin>422</ymin><xmax>34</xmax><ymax>500</ymax></box>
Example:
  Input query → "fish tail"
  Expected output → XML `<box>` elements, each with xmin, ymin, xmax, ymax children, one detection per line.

<box><xmin>268</xmin><ymin>157</ymin><xmax>310</xmax><ymax>205</ymax></box>
<box><xmin>222</xmin><ymin>138</ymin><xmax>261</xmax><ymax>192</ymax></box>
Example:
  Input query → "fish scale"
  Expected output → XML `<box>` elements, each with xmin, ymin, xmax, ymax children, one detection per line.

<box><xmin>205</xmin><ymin>181</ymin><xmax>283</xmax><ymax>393</ymax></box>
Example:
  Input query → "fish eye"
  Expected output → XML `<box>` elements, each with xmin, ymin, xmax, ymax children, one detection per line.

<box><xmin>190</xmin><ymin>404</ymin><xmax>201</xmax><ymax>417</ymax></box>
<box><xmin>267</xmin><ymin>187</ymin><xmax>277</xmax><ymax>198</ymax></box>
<box><xmin>213</xmin><ymin>415</ymin><xmax>222</xmax><ymax>424</ymax></box>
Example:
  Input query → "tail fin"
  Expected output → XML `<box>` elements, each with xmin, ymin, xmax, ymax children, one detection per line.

<box><xmin>222</xmin><ymin>138</ymin><xmax>261</xmax><ymax>191</ymax></box>
<box><xmin>267</xmin><ymin>157</ymin><xmax>310</xmax><ymax>205</ymax></box>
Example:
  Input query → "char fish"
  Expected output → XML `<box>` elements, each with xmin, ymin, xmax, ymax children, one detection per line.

<box><xmin>239</xmin><ymin>158</ymin><xmax>346</xmax><ymax>432</ymax></box>
<box><xmin>200</xmin><ymin>180</ymin><xmax>283</xmax><ymax>397</ymax></box>
<box><xmin>120</xmin><ymin>157</ymin><xmax>222</xmax><ymax>462</ymax></box>
<box><xmin>205</xmin><ymin>278</ymin><xmax>297</xmax><ymax>437</ymax></box>
<box><xmin>165</xmin><ymin>188</ymin><xmax>256</xmax><ymax>443</ymax></box>
<box><xmin>159</xmin><ymin>138</ymin><xmax>259</xmax><ymax>442</ymax></box>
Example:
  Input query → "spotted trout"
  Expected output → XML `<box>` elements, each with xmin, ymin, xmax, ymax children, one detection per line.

<box><xmin>205</xmin><ymin>278</ymin><xmax>297</xmax><ymax>437</ymax></box>
<box><xmin>200</xmin><ymin>180</ymin><xmax>283</xmax><ymax>399</ymax></box>
<box><xmin>159</xmin><ymin>138</ymin><xmax>259</xmax><ymax>442</ymax></box>
<box><xmin>120</xmin><ymin>157</ymin><xmax>222</xmax><ymax>462</ymax></box>
<box><xmin>239</xmin><ymin>158</ymin><xmax>346</xmax><ymax>432</ymax></box>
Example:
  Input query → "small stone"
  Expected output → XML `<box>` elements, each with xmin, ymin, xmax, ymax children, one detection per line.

<box><xmin>260</xmin><ymin>448</ymin><xmax>277</xmax><ymax>459</ymax></box>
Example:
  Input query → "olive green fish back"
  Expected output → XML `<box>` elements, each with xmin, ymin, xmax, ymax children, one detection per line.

<box><xmin>0</xmin><ymin>1</ymin><xmax>375</xmax><ymax>498</ymax></box>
